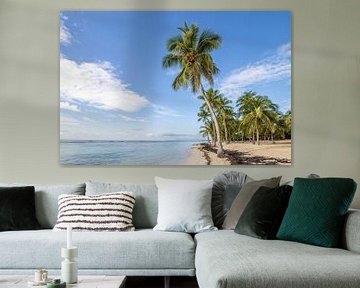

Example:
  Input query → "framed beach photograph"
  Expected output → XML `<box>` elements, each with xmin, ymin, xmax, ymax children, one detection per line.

<box><xmin>60</xmin><ymin>11</ymin><xmax>292</xmax><ymax>165</ymax></box>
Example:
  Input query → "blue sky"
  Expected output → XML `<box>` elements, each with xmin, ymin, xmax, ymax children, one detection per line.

<box><xmin>60</xmin><ymin>11</ymin><xmax>291</xmax><ymax>141</ymax></box>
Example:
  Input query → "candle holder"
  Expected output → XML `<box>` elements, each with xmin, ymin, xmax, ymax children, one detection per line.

<box><xmin>61</xmin><ymin>247</ymin><xmax>78</xmax><ymax>284</ymax></box>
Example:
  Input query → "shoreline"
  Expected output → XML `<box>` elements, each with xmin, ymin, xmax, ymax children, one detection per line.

<box><xmin>185</xmin><ymin>141</ymin><xmax>291</xmax><ymax>165</ymax></box>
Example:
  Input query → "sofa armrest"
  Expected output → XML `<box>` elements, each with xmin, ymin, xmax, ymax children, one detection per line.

<box><xmin>342</xmin><ymin>209</ymin><xmax>360</xmax><ymax>253</ymax></box>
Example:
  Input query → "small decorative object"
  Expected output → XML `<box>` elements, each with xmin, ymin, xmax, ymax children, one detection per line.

<box><xmin>35</xmin><ymin>269</ymin><xmax>48</xmax><ymax>283</ymax></box>
<box><xmin>61</xmin><ymin>225</ymin><xmax>78</xmax><ymax>284</ymax></box>
<box><xmin>27</xmin><ymin>268</ymin><xmax>50</xmax><ymax>286</ymax></box>
<box><xmin>47</xmin><ymin>279</ymin><xmax>66</xmax><ymax>288</ymax></box>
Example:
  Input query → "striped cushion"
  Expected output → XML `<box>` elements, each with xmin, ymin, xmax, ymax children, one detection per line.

<box><xmin>53</xmin><ymin>192</ymin><xmax>136</xmax><ymax>232</ymax></box>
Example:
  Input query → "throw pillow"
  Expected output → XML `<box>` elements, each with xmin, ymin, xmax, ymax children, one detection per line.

<box><xmin>86</xmin><ymin>181</ymin><xmax>158</xmax><ymax>229</ymax></box>
<box><xmin>222</xmin><ymin>176</ymin><xmax>281</xmax><ymax>230</ymax></box>
<box><xmin>153</xmin><ymin>177</ymin><xmax>216</xmax><ymax>233</ymax></box>
<box><xmin>0</xmin><ymin>183</ymin><xmax>85</xmax><ymax>228</ymax></box>
<box><xmin>277</xmin><ymin>178</ymin><xmax>357</xmax><ymax>248</ymax></box>
<box><xmin>0</xmin><ymin>186</ymin><xmax>41</xmax><ymax>231</ymax></box>
<box><xmin>283</xmin><ymin>173</ymin><xmax>320</xmax><ymax>186</ymax></box>
<box><xmin>53</xmin><ymin>192</ymin><xmax>136</xmax><ymax>231</ymax></box>
<box><xmin>234</xmin><ymin>185</ymin><xmax>293</xmax><ymax>239</ymax></box>
<box><xmin>212</xmin><ymin>171</ymin><xmax>251</xmax><ymax>228</ymax></box>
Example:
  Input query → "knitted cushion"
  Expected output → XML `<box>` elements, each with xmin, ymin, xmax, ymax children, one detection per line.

<box><xmin>53</xmin><ymin>192</ymin><xmax>135</xmax><ymax>231</ymax></box>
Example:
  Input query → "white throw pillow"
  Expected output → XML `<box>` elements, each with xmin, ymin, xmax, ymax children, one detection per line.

<box><xmin>153</xmin><ymin>177</ymin><xmax>217</xmax><ymax>233</ymax></box>
<box><xmin>53</xmin><ymin>192</ymin><xmax>135</xmax><ymax>232</ymax></box>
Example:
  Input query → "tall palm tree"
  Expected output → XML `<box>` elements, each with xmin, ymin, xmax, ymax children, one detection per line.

<box><xmin>162</xmin><ymin>22</ymin><xmax>225</xmax><ymax>156</ymax></box>
<box><xmin>200</xmin><ymin>124</ymin><xmax>213</xmax><ymax>144</ymax></box>
<box><xmin>237</xmin><ymin>91</ymin><xmax>279</xmax><ymax>145</ymax></box>
<box><xmin>216</xmin><ymin>95</ymin><xmax>234</xmax><ymax>144</ymax></box>
<box><xmin>283</xmin><ymin>110</ymin><xmax>292</xmax><ymax>139</ymax></box>
<box><xmin>198</xmin><ymin>107</ymin><xmax>215</xmax><ymax>145</ymax></box>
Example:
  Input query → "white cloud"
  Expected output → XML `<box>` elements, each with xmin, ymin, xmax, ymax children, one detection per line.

<box><xmin>152</xmin><ymin>104</ymin><xmax>182</xmax><ymax>117</ymax></box>
<box><xmin>220</xmin><ymin>42</ymin><xmax>291</xmax><ymax>97</ymax></box>
<box><xmin>60</xmin><ymin>57</ymin><xmax>150</xmax><ymax>112</ymax></box>
<box><xmin>60</xmin><ymin>15</ymin><xmax>72</xmax><ymax>45</ymax></box>
<box><xmin>119</xmin><ymin>115</ymin><xmax>146</xmax><ymax>122</ymax></box>
<box><xmin>60</xmin><ymin>101</ymin><xmax>80</xmax><ymax>112</ymax></box>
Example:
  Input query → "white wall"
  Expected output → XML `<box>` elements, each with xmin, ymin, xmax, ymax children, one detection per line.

<box><xmin>0</xmin><ymin>0</ymin><xmax>359</xmax><ymax>208</ymax></box>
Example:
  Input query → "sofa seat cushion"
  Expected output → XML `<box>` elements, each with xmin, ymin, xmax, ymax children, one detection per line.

<box><xmin>0</xmin><ymin>229</ymin><xmax>195</xmax><ymax>270</ymax></box>
<box><xmin>195</xmin><ymin>230</ymin><xmax>360</xmax><ymax>288</ymax></box>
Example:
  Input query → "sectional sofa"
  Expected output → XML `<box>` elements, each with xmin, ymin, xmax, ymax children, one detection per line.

<box><xmin>0</xmin><ymin>180</ymin><xmax>359</xmax><ymax>288</ymax></box>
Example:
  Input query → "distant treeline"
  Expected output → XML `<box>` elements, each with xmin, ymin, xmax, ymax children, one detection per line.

<box><xmin>198</xmin><ymin>89</ymin><xmax>291</xmax><ymax>146</ymax></box>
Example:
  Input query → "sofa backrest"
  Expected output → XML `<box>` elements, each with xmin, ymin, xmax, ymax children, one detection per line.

<box><xmin>86</xmin><ymin>181</ymin><xmax>158</xmax><ymax>229</ymax></box>
<box><xmin>0</xmin><ymin>183</ymin><xmax>86</xmax><ymax>228</ymax></box>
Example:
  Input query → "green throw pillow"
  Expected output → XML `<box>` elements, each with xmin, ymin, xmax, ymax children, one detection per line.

<box><xmin>277</xmin><ymin>178</ymin><xmax>357</xmax><ymax>247</ymax></box>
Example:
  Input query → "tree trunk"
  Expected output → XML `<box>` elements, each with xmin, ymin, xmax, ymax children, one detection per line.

<box><xmin>211</xmin><ymin>122</ymin><xmax>216</xmax><ymax>146</ymax></box>
<box><xmin>256</xmin><ymin>127</ymin><xmax>260</xmax><ymax>145</ymax></box>
<box><xmin>201</xmin><ymin>86</ymin><xmax>225</xmax><ymax>157</ymax></box>
<box><xmin>223</xmin><ymin>117</ymin><xmax>229</xmax><ymax>144</ymax></box>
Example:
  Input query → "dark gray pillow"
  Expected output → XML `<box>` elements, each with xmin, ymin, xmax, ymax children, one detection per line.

<box><xmin>0</xmin><ymin>183</ymin><xmax>85</xmax><ymax>228</ymax></box>
<box><xmin>212</xmin><ymin>171</ymin><xmax>251</xmax><ymax>228</ymax></box>
<box><xmin>223</xmin><ymin>176</ymin><xmax>282</xmax><ymax>230</ymax></box>
<box><xmin>235</xmin><ymin>185</ymin><xmax>292</xmax><ymax>239</ymax></box>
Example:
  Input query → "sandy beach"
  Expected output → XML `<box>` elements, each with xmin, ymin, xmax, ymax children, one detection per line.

<box><xmin>185</xmin><ymin>140</ymin><xmax>291</xmax><ymax>165</ymax></box>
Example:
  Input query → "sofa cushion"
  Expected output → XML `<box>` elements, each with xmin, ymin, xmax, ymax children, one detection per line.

<box><xmin>0</xmin><ymin>183</ymin><xmax>85</xmax><ymax>228</ymax></box>
<box><xmin>53</xmin><ymin>192</ymin><xmax>136</xmax><ymax>232</ymax></box>
<box><xmin>277</xmin><ymin>178</ymin><xmax>357</xmax><ymax>247</ymax></box>
<box><xmin>0</xmin><ymin>186</ymin><xmax>40</xmax><ymax>231</ymax></box>
<box><xmin>86</xmin><ymin>182</ymin><xmax>158</xmax><ymax>229</ymax></box>
<box><xmin>154</xmin><ymin>177</ymin><xmax>216</xmax><ymax>233</ymax></box>
<box><xmin>342</xmin><ymin>209</ymin><xmax>360</xmax><ymax>253</ymax></box>
<box><xmin>212</xmin><ymin>171</ymin><xmax>250</xmax><ymax>228</ymax></box>
<box><xmin>195</xmin><ymin>230</ymin><xmax>360</xmax><ymax>288</ymax></box>
<box><xmin>234</xmin><ymin>185</ymin><xmax>292</xmax><ymax>239</ymax></box>
<box><xmin>222</xmin><ymin>177</ymin><xmax>281</xmax><ymax>229</ymax></box>
<box><xmin>0</xmin><ymin>229</ymin><xmax>195</xmax><ymax>271</ymax></box>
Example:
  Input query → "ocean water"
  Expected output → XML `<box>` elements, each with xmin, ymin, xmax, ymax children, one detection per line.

<box><xmin>60</xmin><ymin>140</ymin><xmax>200</xmax><ymax>165</ymax></box>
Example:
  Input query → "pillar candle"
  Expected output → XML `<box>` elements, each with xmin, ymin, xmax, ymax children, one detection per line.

<box><xmin>67</xmin><ymin>225</ymin><xmax>72</xmax><ymax>249</ymax></box>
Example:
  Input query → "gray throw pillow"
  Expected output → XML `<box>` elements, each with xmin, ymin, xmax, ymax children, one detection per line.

<box><xmin>86</xmin><ymin>181</ymin><xmax>158</xmax><ymax>229</ymax></box>
<box><xmin>222</xmin><ymin>177</ymin><xmax>281</xmax><ymax>230</ymax></box>
<box><xmin>212</xmin><ymin>171</ymin><xmax>251</xmax><ymax>228</ymax></box>
<box><xmin>153</xmin><ymin>177</ymin><xmax>217</xmax><ymax>233</ymax></box>
<box><xmin>0</xmin><ymin>183</ymin><xmax>85</xmax><ymax>228</ymax></box>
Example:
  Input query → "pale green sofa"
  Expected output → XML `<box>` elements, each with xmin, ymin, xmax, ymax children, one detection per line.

<box><xmin>0</xmin><ymin>181</ymin><xmax>359</xmax><ymax>288</ymax></box>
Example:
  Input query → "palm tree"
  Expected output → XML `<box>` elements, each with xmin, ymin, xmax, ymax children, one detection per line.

<box><xmin>198</xmin><ymin>107</ymin><xmax>215</xmax><ymax>145</ymax></box>
<box><xmin>200</xmin><ymin>124</ymin><xmax>213</xmax><ymax>144</ymax></box>
<box><xmin>237</xmin><ymin>91</ymin><xmax>279</xmax><ymax>145</ymax></box>
<box><xmin>283</xmin><ymin>110</ymin><xmax>292</xmax><ymax>139</ymax></box>
<box><xmin>162</xmin><ymin>22</ymin><xmax>225</xmax><ymax>156</ymax></box>
<box><xmin>216</xmin><ymin>95</ymin><xmax>234</xmax><ymax>144</ymax></box>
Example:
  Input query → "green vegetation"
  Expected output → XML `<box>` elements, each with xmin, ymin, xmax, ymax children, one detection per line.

<box><xmin>164</xmin><ymin>23</ymin><xmax>291</xmax><ymax>155</ymax></box>
<box><xmin>197</xmin><ymin>89</ymin><xmax>291</xmax><ymax>146</ymax></box>
<box><xmin>162</xmin><ymin>22</ymin><xmax>225</xmax><ymax>156</ymax></box>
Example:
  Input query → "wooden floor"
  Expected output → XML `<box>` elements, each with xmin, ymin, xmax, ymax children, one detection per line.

<box><xmin>126</xmin><ymin>276</ymin><xmax>199</xmax><ymax>288</ymax></box>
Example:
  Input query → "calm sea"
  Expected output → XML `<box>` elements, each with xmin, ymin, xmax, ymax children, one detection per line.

<box><xmin>60</xmin><ymin>140</ymin><xmax>201</xmax><ymax>165</ymax></box>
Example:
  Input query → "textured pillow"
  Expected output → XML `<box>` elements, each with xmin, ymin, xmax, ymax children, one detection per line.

<box><xmin>0</xmin><ymin>183</ymin><xmax>85</xmax><ymax>228</ymax></box>
<box><xmin>154</xmin><ymin>177</ymin><xmax>216</xmax><ymax>233</ymax></box>
<box><xmin>235</xmin><ymin>185</ymin><xmax>293</xmax><ymax>239</ymax></box>
<box><xmin>0</xmin><ymin>186</ymin><xmax>41</xmax><ymax>231</ymax></box>
<box><xmin>53</xmin><ymin>192</ymin><xmax>136</xmax><ymax>231</ymax></box>
<box><xmin>212</xmin><ymin>171</ymin><xmax>251</xmax><ymax>228</ymax></box>
<box><xmin>223</xmin><ymin>176</ymin><xmax>281</xmax><ymax>230</ymax></box>
<box><xmin>283</xmin><ymin>173</ymin><xmax>320</xmax><ymax>186</ymax></box>
<box><xmin>277</xmin><ymin>178</ymin><xmax>357</xmax><ymax>247</ymax></box>
<box><xmin>86</xmin><ymin>181</ymin><xmax>158</xmax><ymax>229</ymax></box>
